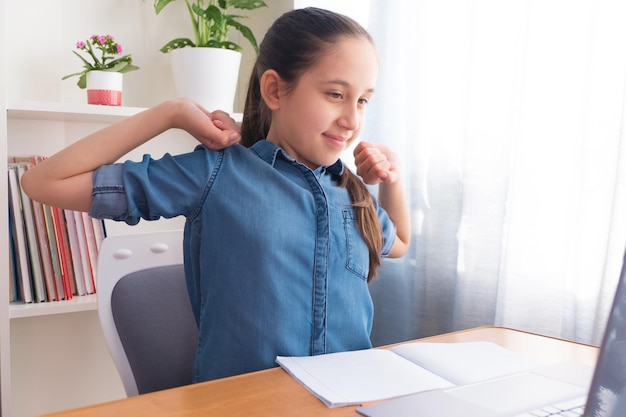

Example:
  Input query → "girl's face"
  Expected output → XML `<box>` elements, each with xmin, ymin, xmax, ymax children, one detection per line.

<box><xmin>266</xmin><ymin>36</ymin><xmax>379</xmax><ymax>170</ymax></box>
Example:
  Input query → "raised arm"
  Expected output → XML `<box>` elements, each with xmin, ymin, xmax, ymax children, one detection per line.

<box><xmin>353</xmin><ymin>141</ymin><xmax>411</xmax><ymax>258</ymax></box>
<box><xmin>21</xmin><ymin>98</ymin><xmax>240</xmax><ymax>212</ymax></box>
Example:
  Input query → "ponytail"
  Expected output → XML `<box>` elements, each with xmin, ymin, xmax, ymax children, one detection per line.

<box><xmin>241</xmin><ymin>68</ymin><xmax>271</xmax><ymax>147</ymax></box>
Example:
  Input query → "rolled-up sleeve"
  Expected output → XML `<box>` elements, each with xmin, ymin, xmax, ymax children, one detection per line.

<box><xmin>88</xmin><ymin>146</ymin><xmax>223</xmax><ymax>226</ymax></box>
<box><xmin>90</xmin><ymin>163</ymin><xmax>131</xmax><ymax>222</ymax></box>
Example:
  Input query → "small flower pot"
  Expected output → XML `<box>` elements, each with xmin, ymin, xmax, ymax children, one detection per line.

<box><xmin>86</xmin><ymin>71</ymin><xmax>123</xmax><ymax>106</ymax></box>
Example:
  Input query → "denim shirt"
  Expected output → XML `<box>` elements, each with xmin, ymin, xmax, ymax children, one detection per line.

<box><xmin>90</xmin><ymin>140</ymin><xmax>396</xmax><ymax>382</ymax></box>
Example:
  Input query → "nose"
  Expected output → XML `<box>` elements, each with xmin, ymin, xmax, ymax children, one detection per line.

<box><xmin>338</xmin><ymin>103</ymin><xmax>359</xmax><ymax>131</ymax></box>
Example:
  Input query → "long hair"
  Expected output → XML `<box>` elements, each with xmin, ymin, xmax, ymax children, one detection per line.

<box><xmin>241</xmin><ymin>7</ymin><xmax>383</xmax><ymax>281</ymax></box>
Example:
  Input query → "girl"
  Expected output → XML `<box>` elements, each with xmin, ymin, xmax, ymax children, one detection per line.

<box><xmin>22</xmin><ymin>7</ymin><xmax>411</xmax><ymax>382</ymax></box>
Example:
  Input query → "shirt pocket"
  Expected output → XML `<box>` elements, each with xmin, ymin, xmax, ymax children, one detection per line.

<box><xmin>342</xmin><ymin>208</ymin><xmax>369</xmax><ymax>281</ymax></box>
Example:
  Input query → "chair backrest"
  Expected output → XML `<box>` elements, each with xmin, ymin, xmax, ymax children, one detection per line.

<box><xmin>96</xmin><ymin>230</ymin><xmax>198</xmax><ymax>396</ymax></box>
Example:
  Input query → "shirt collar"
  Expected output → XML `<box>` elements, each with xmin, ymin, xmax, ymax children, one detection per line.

<box><xmin>250</xmin><ymin>140</ymin><xmax>344</xmax><ymax>177</ymax></box>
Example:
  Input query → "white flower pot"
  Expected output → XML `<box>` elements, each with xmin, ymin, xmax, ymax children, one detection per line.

<box><xmin>170</xmin><ymin>47</ymin><xmax>242</xmax><ymax>113</ymax></box>
<box><xmin>86</xmin><ymin>71</ymin><xmax>123</xmax><ymax>106</ymax></box>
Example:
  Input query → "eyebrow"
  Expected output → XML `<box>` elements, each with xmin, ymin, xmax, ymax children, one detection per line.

<box><xmin>327</xmin><ymin>79</ymin><xmax>376</xmax><ymax>94</ymax></box>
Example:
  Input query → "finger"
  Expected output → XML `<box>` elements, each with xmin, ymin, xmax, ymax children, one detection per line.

<box><xmin>211</xmin><ymin>110</ymin><xmax>235</xmax><ymax>124</ymax></box>
<box><xmin>212</xmin><ymin>115</ymin><xmax>240</xmax><ymax>136</ymax></box>
<box><xmin>359</xmin><ymin>156</ymin><xmax>393</xmax><ymax>183</ymax></box>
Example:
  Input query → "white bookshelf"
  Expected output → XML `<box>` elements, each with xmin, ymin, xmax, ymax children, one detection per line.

<box><xmin>2</xmin><ymin>58</ymin><xmax>250</xmax><ymax>417</ymax></box>
<box><xmin>9</xmin><ymin>294</ymin><xmax>98</xmax><ymax>319</ymax></box>
<box><xmin>3</xmin><ymin>103</ymin><xmax>136</xmax><ymax>417</ymax></box>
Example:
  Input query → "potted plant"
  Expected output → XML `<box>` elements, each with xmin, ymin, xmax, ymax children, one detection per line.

<box><xmin>62</xmin><ymin>35</ymin><xmax>139</xmax><ymax>106</ymax></box>
<box><xmin>152</xmin><ymin>0</ymin><xmax>267</xmax><ymax>113</ymax></box>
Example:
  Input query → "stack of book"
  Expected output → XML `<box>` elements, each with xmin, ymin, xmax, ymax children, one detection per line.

<box><xmin>8</xmin><ymin>156</ymin><xmax>106</xmax><ymax>303</ymax></box>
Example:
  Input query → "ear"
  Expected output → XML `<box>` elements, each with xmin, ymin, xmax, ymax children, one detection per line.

<box><xmin>260</xmin><ymin>69</ymin><xmax>282</xmax><ymax>110</ymax></box>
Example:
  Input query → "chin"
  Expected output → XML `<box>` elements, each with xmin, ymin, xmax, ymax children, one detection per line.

<box><xmin>321</xmin><ymin>157</ymin><xmax>341</xmax><ymax>168</ymax></box>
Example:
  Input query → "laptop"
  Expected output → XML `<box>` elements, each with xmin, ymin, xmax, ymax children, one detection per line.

<box><xmin>357</xmin><ymin>249</ymin><xmax>626</xmax><ymax>417</ymax></box>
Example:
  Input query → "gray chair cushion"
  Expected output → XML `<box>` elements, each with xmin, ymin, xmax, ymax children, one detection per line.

<box><xmin>111</xmin><ymin>264</ymin><xmax>198</xmax><ymax>394</ymax></box>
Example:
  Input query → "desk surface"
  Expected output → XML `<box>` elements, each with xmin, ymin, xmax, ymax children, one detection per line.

<box><xmin>41</xmin><ymin>326</ymin><xmax>599</xmax><ymax>417</ymax></box>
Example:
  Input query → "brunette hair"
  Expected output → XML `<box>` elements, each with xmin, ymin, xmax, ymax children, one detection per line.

<box><xmin>240</xmin><ymin>7</ymin><xmax>383</xmax><ymax>281</ymax></box>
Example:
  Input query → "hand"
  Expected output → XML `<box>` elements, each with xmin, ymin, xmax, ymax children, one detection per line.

<box><xmin>353</xmin><ymin>141</ymin><xmax>400</xmax><ymax>185</ymax></box>
<box><xmin>210</xmin><ymin>109</ymin><xmax>241</xmax><ymax>142</ymax></box>
<box><xmin>171</xmin><ymin>99</ymin><xmax>241</xmax><ymax>150</ymax></box>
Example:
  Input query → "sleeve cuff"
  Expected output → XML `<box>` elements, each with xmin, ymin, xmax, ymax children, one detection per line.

<box><xmin>89</xmin><ymin>164</ymin><xmax>129</xmax><ymax>221</ymax></box>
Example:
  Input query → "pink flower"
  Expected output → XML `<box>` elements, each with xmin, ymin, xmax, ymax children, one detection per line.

<box><xmin>66</xmin><ymin>34</ymin><xmax>138</xmax><ymax>81</ymax></box>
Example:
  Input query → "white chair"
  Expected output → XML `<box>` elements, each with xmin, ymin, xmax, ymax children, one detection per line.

<box><xmin>96</xmin><ymin>230</ymin><xmax>198</xmax><ymax>396</ymax></box>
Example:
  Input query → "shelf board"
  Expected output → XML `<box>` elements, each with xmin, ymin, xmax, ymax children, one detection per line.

<box><xmin>7</xmin><ymin>100</ymin><xmax>146</xmax><ymax>123</ymax></box>
<box><xmin>7</xmin><ymin>100</ymin><xmax>243</xmax><ymax>123</ymax></box>
<box><xmin>9</xmin><ymin>294</ymin><xmax>97</xmax><ymax>319</ymax></box>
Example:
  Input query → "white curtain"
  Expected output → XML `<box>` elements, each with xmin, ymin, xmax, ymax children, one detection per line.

<box><xmin>364</xmin><ymin>0</ymin><xmax>626</xmax><ymax>346</ymax></box>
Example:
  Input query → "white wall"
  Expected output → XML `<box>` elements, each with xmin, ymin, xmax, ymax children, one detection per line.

<box><xmin>6</xmin><ymin>0</ymin><xmax>292</xmax><ymax>111</ymax></box>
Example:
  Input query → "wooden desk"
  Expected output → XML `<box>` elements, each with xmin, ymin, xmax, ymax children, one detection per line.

<box><xmin>41</xmin><ymin>327</ymin><xmax>599</xmax><ymax>417</ymax></box>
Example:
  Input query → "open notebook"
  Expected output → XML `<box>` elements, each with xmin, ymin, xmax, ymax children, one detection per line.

<box><xmin>357</xmin><ymin>249</ymin><xmax>626</xmax><ymax>417</ymax></box>
<box><xmin>276</xmin><ymin>340</ymin><xmax>543</xmax><ymax>407</ymax></box>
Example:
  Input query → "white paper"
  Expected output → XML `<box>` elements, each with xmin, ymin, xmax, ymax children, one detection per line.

<box><xmin>276</xmin><ymin>342</ymin><xmax>539</xmax><ymax>408</ymax></box>
<box><xmin>276</xmin><ymin>349</ymin><xmax>453</xmax><ymax>407</ymax></box>
<box><xmin>390</xmin><ymin>341</ymin><xmax>539</xmax><ymax>385</ymax></box>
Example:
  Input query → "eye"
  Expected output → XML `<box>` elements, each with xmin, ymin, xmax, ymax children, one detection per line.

<box><xmin>327</xmin><ymin>91</ymin><xmax>343</xmax><ymax>100</ymax></box>
<box><xmin>358</xmin><ymin>97</ymin><xmax>370</xmax><ymax>106</ymax></box>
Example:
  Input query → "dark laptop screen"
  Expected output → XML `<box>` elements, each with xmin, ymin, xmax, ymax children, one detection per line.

<box><xmin>584</xmin><ymin>250</ymin><xmax>626</xmax><ymax>417</ymax></box>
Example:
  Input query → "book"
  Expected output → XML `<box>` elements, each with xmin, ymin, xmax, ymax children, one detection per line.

<box><xmin>82</xmin><ymin>213</ymin><xmax>103</xmax><ymax>293</ymax></box>
<box><xmin>7</xmin><ymin>166</ymin><xmax>33</xmax><ymax>303</ymax></box>
<box><xmin>91</xmin><ymin>217</ymin><xmax>106</xmax><ymax>251</ymax></box>
<box><xmin>51</xmin><ymin>206</ymin><xmax>74</xmax><ymax>299</ymax></box>
<box><xmin>24</xmin><ymin>155</ymin><xmax>69</xmax><ymax>300</ymax></box>
<box><xmin>8</xmin><ymin>209</ymin><xmax>19</xmax><ymax>302</ymax></box>
<box><xmin>275</xmin><ymin>341</ymin><xmax>539</xmax><ymax>408</ymax></box>
<box><xmin>7</xmin><ymin>155</ymin><xmax>106</xmax><ymax>302</ymax></box>
<box><xmin>41</xmin><ymin>197</ymin><xmax>65</xmax><ymax>300</ymax></box>
<box><xmin>64</xmin><ymin>209</ymin><xmax>87</xmax><ymax>296</ymax></box>
<box><xmin>29</xmin><ymin>184</ymin><xmax>58</xmax><ymax>301</ymax></box>
<box><xmin>73</xmin><ymin>211</ymin><xmax>95</xmax><ymax>294</ymax></box>
<box><xmin>14</xmin><ymin>163</ymin><xmax>46</xmax><ymax>302</ymax></box>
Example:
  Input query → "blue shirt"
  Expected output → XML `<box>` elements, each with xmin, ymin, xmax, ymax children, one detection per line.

<box><xmin>90</xmin><ymin>140</ymin><xmax>396</xmax><ymax>382</ymax></box>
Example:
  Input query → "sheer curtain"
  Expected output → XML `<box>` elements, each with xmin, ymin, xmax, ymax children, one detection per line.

<box><xmin>363</xmin><ymin>0</ymin><xmax>626</xmax><ymax>346</ymax></box>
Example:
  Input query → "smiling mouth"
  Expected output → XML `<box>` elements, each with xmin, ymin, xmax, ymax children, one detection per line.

<box><xmin>324</xmin><ymin>133</ymin><xmax>349</xmax><ymax>148</ymax></box>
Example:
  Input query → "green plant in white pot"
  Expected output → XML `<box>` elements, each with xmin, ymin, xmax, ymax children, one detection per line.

<box><xmin>153</xmin><ymin>0</ymin><xmax>267</xmax><ymax>113</ymax></box>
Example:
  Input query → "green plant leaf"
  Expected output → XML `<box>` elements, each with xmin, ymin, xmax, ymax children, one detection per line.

<box><xmin>77</xmin><ymin>73</ymin><xmax>87</xmax><ymax>89</ymax></box>
<box><xmin>204</xmin><ymin>4</ymin><xmax>224</xmax><ymax>22</ymax></box>
<box><xmin>229</xmin><ymin>0</ymin><xmax>267</xmax><ymax>11</ymax></box>
<box><xmin>160</xmin><ymin>38</ymin><xmax>196</xmax><ymax>53</ymax></box>
<box><xmin>71</xmin><ymin>50</ymin><xmax>96</xmax><ymax>71</ymax></box>
<box><xmin>228</xmin><ymin>19</ymin><xmax>258</xmax><ymax>53</ymax></box>
<box><xmin>154</xmin><ymin>0</ymin><xmax>266</xmax><ymax>53</ymax></box>
<box><xmin>154</xmin><ymin>0</ymin><xmax>177</xmax><ymax>14</ymax></box>
<box><xmin>106</xmin><ymin>61</ymin><xmax>130</xmax><ymax>72</ymax></box>
<box><xmin>105</xmin><ymin>54</ymin><xmax>136</xmax><ymax>69</ymax></box>
<box><xmin>219</xmin><ymin>41</ymin><xmax>241</xmax><ymax>51</ymax></box>
<box><xmin>61</xmin><ymin>71</ymin><xmax>86</xmax><ymax>81</ymax></box>
<box><xmin>118</xmin><ymin>63</ymin><xmax>141</xmax><ymax>74</ymax></box>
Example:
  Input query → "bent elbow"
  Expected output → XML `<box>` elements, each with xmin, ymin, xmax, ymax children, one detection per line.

<box><xmin>387</xmin><ymin>238</ymin><xmax>410</xmax><ymax>258</ymax></box>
